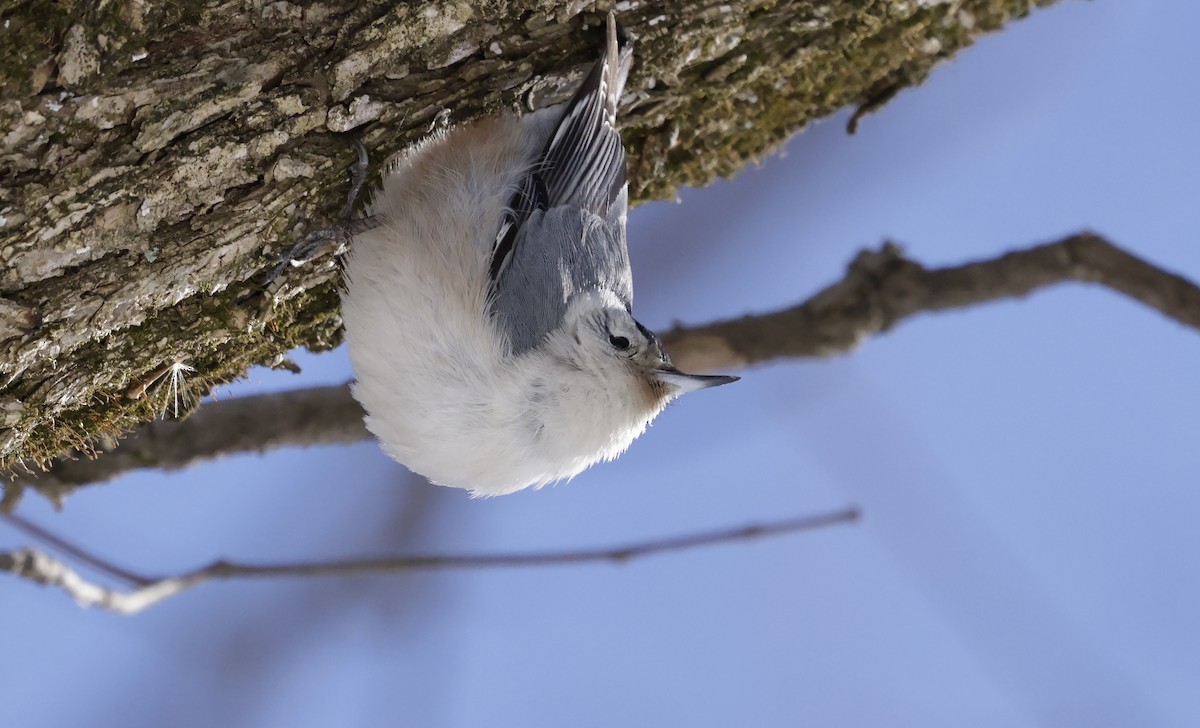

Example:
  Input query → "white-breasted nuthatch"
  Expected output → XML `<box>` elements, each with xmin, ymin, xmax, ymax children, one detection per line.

<box><xmin>339</xmin><ymin>14</ymin><xmax>737</xmax><ymax>495</ymax></box>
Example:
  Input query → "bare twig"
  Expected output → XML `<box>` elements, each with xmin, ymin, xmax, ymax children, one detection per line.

<box><xmin>1</xmin><ymin>507</ymin><xmax>860</xmax><ymax>614</ymax></box>
<box><xmin>660</xmin><ymin>232</ymin><xmax>1200</xmax><ymax>371</ymax></box>
<box><xmin>6</xmin><ymin>385</ymin><xmax>368</xmax><ymax>504</ymax></box>
<box><xmin>0</xmin><ymin>511</ymin><xmax>149</xmax><ymax>587</ymax></box>
<box><xmin>9</xmin><ymin>232</ymin><xmax>1198</xmax><ymax>498</ymax></box>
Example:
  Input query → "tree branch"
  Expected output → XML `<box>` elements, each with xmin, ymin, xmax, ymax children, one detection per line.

<box><xmin>8</xmin><ymin>232</ymin><xmax>1197</xmax><ymax>501</ymax></box>
<box><xmin>0</xmin><ymin>511</ymin><xmax>148</xmax><ymax>586</ymax></box>
<box><xmin>4</xmin><ymin>385</ymin><xmax>368</xmax><ymax>505</ymax></box>
<box><xmin>1</xmin><ymin>508</ymin><xmax>859</xmax><ymax>614</ymax></box>
<box><xmin>661</xmin><ymin>232</ymin><xmax>1200</xmax><ymax>371</ymax></box>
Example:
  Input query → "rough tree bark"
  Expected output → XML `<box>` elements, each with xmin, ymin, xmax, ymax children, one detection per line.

<box><xmin>0</xmin><ymin>0</ymin><xmax>1055</xmax><ymax>467</ymax></box>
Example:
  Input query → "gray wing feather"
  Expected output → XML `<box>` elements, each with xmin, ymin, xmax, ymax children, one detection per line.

<box><xmin>537</xmin><ymin>16</ymin><xmax>631</xmax><ymax>214</ymax></box>
<box><xmin>492</xmin><ymin>206</ymin><xmax>632</xmax><ymax>354</ymax></box>
<box><xmin>488</xmin><ymin>14</ymin><xmax>635</xmax><ymax>354</ymax></box>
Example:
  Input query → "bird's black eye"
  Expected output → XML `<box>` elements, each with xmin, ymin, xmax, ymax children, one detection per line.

<box><xmin>609</xmin><ymin>334</ymin><xmax>630</xmax><ymax>351</ymax></box>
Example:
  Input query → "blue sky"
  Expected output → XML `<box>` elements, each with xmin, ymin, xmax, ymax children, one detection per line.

<box><xmin>4</xmin><ymin>1</ymin><xmax>1199</xmax><ymax>726</ymax></box>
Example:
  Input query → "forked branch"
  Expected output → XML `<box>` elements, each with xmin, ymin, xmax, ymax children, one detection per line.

<box><xmin>1</xmin><ymin>508</ymin><xmax>859</xmax><ymax>614</ymax></box>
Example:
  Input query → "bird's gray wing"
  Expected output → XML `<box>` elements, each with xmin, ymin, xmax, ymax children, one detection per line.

<box><xmin>491</xmin><ymin>206</ymin><xmax>632</xmax><ymax>354</ymax></box>
<box><xmin>535</xmin><ymin>13</ymin><xmax>633</xmax><ymax>216</ymax></box>
<box><xmin>488</xmin><ymin>14</ymin><xmax>635</xmax><ymax>354</ymax></box>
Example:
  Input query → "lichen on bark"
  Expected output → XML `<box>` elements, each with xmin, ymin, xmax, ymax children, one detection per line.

<box><xmin>0</xmin><ymin>0</ymin><xmax>1056</xmax><ymax>467</ymax></box>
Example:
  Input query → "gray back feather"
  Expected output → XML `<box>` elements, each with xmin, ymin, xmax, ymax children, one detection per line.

<box><xmin>488</xmin><ymin>14</ymin><xmax>635</xmax><ymax>355</ymax></box>
<box><xmin>492</xmin><ymin>200</ymin><xmax>632</xmax><ymax>354</ymax></box>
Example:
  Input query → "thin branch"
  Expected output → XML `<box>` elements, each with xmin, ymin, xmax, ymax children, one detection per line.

<box><xmin>5</xmin><ymin>385</ymin><xmax>368</xmax><ymax>504</ymax></box>
<box><xmin>0</xmin><ymin>511</ymin><xmax>150</xmax><ymax>587</ymax></box>
<box><xmin>660</xmin><ymin>232</ymin><xmax>1200</xmax><ymax>371</ymax></box>
<box><xmin>9</xmin><ymin>232</ymin><xmax>1199</xmax><ymax>498</ymax></box>
<box><xmin>1</xmin><ymin>507</ymin><xmax>860</xmax><ymax>614</ymax></box>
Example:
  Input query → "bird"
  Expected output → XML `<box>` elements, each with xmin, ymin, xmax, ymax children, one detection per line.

<box><xmin>337</xmin><ymin>13</ymin><xmax>738</xmax><ymax>496</ymax></box>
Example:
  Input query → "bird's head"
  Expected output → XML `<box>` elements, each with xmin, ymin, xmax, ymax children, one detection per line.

<box><xmin>553</xmin><ymin>293</ymin><xmax>739</xmax><ymax>414</ymax></box>
<box><xmin>494</xmin><ymin>291</ymin><xmax>738</xmax><ymax>491</ymax></box>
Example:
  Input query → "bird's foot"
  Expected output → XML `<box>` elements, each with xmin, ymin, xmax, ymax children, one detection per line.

<box><xmin>244</xmin><ymin>138</ymin><xmax>375</xmax><ymax>311</ymax></box>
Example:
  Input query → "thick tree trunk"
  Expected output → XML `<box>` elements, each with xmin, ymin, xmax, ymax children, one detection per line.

<box><xmin>0</xmin><ymin>0</ymin><xmax>1053</xmax><ymax>466</ymax></box>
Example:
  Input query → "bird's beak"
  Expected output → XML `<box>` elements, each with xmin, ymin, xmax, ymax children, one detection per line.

<box><xmin>640</xmin><ymin>323</ymin><xmax>738</xmax><ymax>395</ymax></box>
<box><xmin>654</xmin><ymin>368</ymin><xmax>740</xmax><ymax>395</ymax></box>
